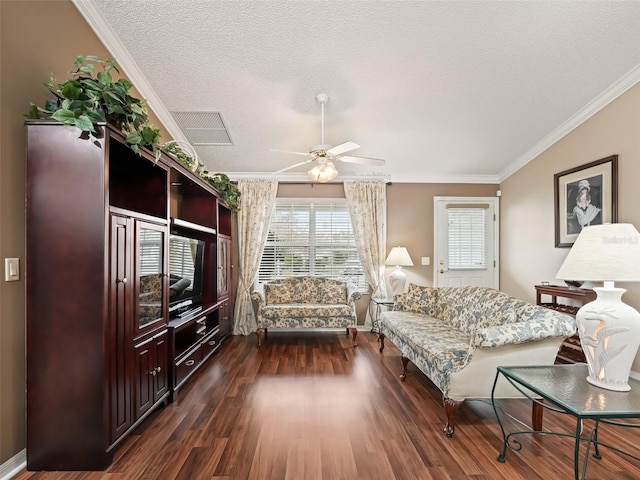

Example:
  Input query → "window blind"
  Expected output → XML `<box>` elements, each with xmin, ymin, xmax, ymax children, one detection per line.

<box><xmin>258</xmin><ymin>201</ymin><xmax>367</xmax><ymax>290</ymax></box>
<box><xmin>447</xmin><ymin>207</ymin><xmax>487</xmax><ymax>270</ymax></box>
<box><xmin>169</xmin><ymin>236</ymin><xmax>196</xmax><ymax>284</ymax></box>
<box><xmin>138</xmin><ymin>228</ymin><xmax>163</xmax><ymax>276</ymax></box>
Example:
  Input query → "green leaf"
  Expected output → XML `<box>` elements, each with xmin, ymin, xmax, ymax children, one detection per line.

<box><xmin>85</xmin><ymin>55</ymin><xmax>103</xmax><ymax>63</ymax></box>
<box><xmin>125</xmin><ymin>131</ymin><xmax>142</xmax><ymax>145</ymax></box>
<box><xmin>141</xmin><ymin>126</ymin><xmax>159</xmax><ymax>144</ymax></box>
<box><xmin>117</xmin><ymin>78</ymin><xmax>133</xmax><ymax>91</ymax></box>
<box><xmin>75</xmin><ymin>115</ymin><xmax>95</xmax><ymax>132</ymax></box>
<box><xmin>61</xmin><ymin>81</ymin><xmax>81</xmax><ymax>100</ymax></box>
<box><xmin>87</xmin><ymin>110</ymin><xmax>105</xmax><ymax>122</ymax></box>
<box><xmin>44</xmin><ymin>99</ymin><xmax>58</xmax><ymax>112</ymax></box>
<box><xmin>73</xmin><ymin>56</ymin><xmax>85</xmax><ymax>68</ymax></box>
<box><xmin>129</xmin><ymin>104</ymin><xmax>145</xmax><ymax>115</ymax></box>
<box><xmin>97</xmin><ymin>70</ymin><xmax>112</xmax><ymax>87</ymax></box>
<box><xmin>51</xmin><ymin>109</ymin><xmax>77</xmax><ymax>124</ymax></box>
<box><xmin>79</xmin><ymin>64</ymin><xmax>95</xmax><ymax>75</ymax></box>
<box><xmin>108</xmin><ymin>104</ymin><xmax>125</xmax><ymax>115</ymax></box>
<box><xmin>80</xmin><ymin>78</ymin><xmax>103</xmax><ymax>92</ymax></box>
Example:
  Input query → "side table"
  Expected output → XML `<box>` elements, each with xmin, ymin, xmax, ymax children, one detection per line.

<box><xmin>535</xmin><ymin>284</ymin><xmax>596</xmax><ymax>364</ymax></box>
<box><xmin>493</xmin><ymin>364</ymin><xmax>640</xmax><ymax>480</ymax></box>
<box><xmin>369</xmin><ymin>297</ymin><xmax>394</xmax><ymax>333</ymax></box>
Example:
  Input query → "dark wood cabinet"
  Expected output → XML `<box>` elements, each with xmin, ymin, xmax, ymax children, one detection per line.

<box><xmin>535</xmin><ymin>284</ymin><xmax>597</xmax><ymax>364</ymax></box>
<box><xmin>26</xmin><ymin>121</ymin><xmax>235</xmax><ymax>471</ymax></box>
<box><xmin>168</xmin><ymin>302</ymin><xmax>226</xmax><ymax>400</ymax></box>
<box><xmin>217</xmin><ymin>201</ymin><xmax>233</xmax><ymax>338</ymax></box>
<box><xmin>133</xmin><ymin>330</ymin><xmax>169</xmax><ymax>419</ymax></box>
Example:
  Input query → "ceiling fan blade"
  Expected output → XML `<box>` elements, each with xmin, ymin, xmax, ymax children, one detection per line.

<box><xmin>273</xmin><ymin>158</ymin><xmax>315</xmax><ymax>174</ymax></box>
<box><xmin>327</xmin><ymin>141</ymin><xmax>360</xmax><ymax>156</ymax></box>
<box><xmin>338</xmin><ymin>155</ymin><xmax>386</xmax><ymax>166</ymax></box>
<box><xmin>270</xmin><ymin>149</ymin><xmax>313</xmax><ymax>157</ymax></box>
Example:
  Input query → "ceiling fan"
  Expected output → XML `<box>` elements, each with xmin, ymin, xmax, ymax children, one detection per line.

<box><xmin>271</xmin><ymin>93</ymin><xmax>385</xmax><ymax>182</ymax></box>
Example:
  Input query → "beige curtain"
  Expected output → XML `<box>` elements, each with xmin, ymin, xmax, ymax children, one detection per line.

<box><xmin>232</xmin><ymin>179</ymin><xmax>278</xmax><ymax>335</ymax></box>
<box><xmin>344</xmin><ymin>180</ymin><xmax>387</xmax><ymax>303</ymax></box>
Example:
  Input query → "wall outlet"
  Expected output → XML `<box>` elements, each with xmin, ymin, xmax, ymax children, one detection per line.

<box><xmin>5</xmin><ymin>258</ymin><xmax>19</xmax><ymax>281</ymax></box>
<box><xmin>421</xmin><ymin>257</ymin><xmax>430</xmax><ymax>266</ymax></box>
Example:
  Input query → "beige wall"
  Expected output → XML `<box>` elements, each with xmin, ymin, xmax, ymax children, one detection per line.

<box><xmin>500</xmin><ymin>81</ymin><xmax>640</xmax><ymax>371</ymax></box>
<box><xmin>386</xmin><ymin>183</ymin><xmax>498</xmax><ymax>289</ymax></box>
<box><xmin>0</xmin><ymin>0</ymin><xmax>171</xmax><ymax>464</ymax></box>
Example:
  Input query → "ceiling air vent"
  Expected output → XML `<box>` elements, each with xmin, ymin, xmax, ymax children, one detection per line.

<box><xmin>170</xmin><ymin>111</ymin><xmax>233</xmax><ymax>145</ymax></box>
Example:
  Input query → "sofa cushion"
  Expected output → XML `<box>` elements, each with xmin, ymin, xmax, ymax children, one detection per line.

<box><xmin>260</xmin><ymin>304</ymin><xmax>355</xmax><ymax>329</ymax></box>
<box><xmin>321</xmin><ymin>281</ymin><xmax>348</xmax><ymax>304</ymax></box>
<box><xmin>262</xmin><ymin>304</ymin><xmax>353</xmax><ymax>319</ymax></box>
<box><xmin>437</xmin><ymin>286</ymin><xmax>519</xmax><ymax>332</ymax></box>
<box><xmin>264</xmin><ymin>283</ymin><xmax>291</xmax><ymax>304</ymax></box>
<box><xmin>395</xmin><ymin>283</ymin><xmax>439</xmax><ymax>316</ymax></box>
<box><xmin>382</xmin><ymin>311</ymin><xmax>472</xmax><ymax>374</ymax></box>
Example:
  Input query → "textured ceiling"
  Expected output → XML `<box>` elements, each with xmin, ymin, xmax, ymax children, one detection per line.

<box><xmin>76</xmin><ymin>0</ymin><xmax>640</xmax><ymax>183</ymax></box>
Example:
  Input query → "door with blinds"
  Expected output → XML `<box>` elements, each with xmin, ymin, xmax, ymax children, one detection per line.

<box><xmin>433</xmin><ymin>197</ymin><xmax>499</xmax><ymax>288</ymax></box>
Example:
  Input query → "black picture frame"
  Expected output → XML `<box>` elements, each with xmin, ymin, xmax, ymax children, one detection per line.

<box><xmin>554</xmin><ymin>155</ymin><xmax>618</xmax><ymax>248</ymax></box>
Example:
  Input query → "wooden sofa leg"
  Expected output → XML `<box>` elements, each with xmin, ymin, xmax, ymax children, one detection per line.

<box><xmin>443</xmin><ymin>397</ymin><xmax>464</xmax><ymax>437</ymax></box>
<box><xmin>256</xmin><ymin>328</ymin><xmax>266</xmax><ymax>347</ymax></box>
<box><xmin>532</xmin><ymin>399</ymin><xmax>544</xmax><ymax>431</ymax></box>
<box><xmin>400</xmin><ymin>356</ymin><xmax>410</xmax><ymax>380</ymax></box>
<box><xmin>378</xmin><ymin>334</ymin><xmax>385</xmax><ymax>353</ymax></box>
<box><xmin>348</xmin><ymin>327</ymin><xmax>358</xmax><ymax>346</ymax></box>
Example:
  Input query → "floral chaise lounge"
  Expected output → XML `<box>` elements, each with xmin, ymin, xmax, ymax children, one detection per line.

<box><xmin>379</xmin><ymin>284</ymin><xmax>576</xmax><ymax>436</ymax></box>
<box><xmin>251</xmin><ymin>276</ymin><xmax>362</xmax><ymax>347</ymax></box>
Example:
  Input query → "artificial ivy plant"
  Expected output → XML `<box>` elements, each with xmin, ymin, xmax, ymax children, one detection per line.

<box><xmin>26</xmin><ymin>55</ymin><xmax>241</xmax><ymax>212</ymax></box>
<box><xmin>25</xmin><ymin>55</ymin><xmax>162</xmax><ymax>155</ymax></box>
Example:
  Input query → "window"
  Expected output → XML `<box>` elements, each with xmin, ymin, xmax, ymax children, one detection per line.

<box><xmin>447</xmin><ymin>207</ymin><xmax>487</xmax><ymax>270</ymax></box>
<box><xmin>258</xmin><ymin>200</ymin><xmax>368</xmax><ymax>290</ymax></box>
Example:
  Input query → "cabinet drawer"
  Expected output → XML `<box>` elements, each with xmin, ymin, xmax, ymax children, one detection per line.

<box><xmin>174</xmin><ymin>345</ymin><xmax>202</xmax><ymax>387</ymax></box>
<box><xmin>201</xmin><ymin>328</ymin><xmax>221</xmax><ymax>360</ymax></box>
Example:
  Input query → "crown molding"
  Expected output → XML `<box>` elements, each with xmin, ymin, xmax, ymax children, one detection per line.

<box><xmin>227</xmin><ymin>172</ymin><xmax>391</xmax><ymax>183</ymax></box>
<box><xmin>227</xmin><ymin>171</ymin><xmax>498</xmax><ymax>184</ymax></box>
<box><xmin>71</xmin><ymin>0</ymin><xmax>186</xmax><ymax>143</ymax></box>
<box><xmin>499</xmin><ymin>62</ymin><xmax>640</xmax><ymax>182</ymax></box>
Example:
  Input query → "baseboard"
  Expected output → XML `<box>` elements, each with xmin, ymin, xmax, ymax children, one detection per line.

<box><xmin>0</xmin><ymin>449</ymin><xmax>25</xmax><ymax>480</ymax></box>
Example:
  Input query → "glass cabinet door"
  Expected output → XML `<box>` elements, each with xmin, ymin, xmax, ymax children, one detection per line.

<box><xmin>217</xmin><ymin>235</ymin><xmax>230</xmax><ymax>299</ymax></box>
<box><xmin>137</xmin><ymin>222</ymin><xmax>166</xmax><ymax>331</ymax></box>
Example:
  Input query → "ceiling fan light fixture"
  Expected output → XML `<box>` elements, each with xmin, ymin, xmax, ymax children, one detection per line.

<box><xmin>307</xmin><ymin>161</ymin><xmax>338</xmax><ymax>183</ymax></box>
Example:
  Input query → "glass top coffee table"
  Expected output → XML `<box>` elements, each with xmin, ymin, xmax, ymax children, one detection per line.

<box><xmin>492</xmin><ymin>364</ymin><xmax>640</xmax><ymax>480</ymax></box>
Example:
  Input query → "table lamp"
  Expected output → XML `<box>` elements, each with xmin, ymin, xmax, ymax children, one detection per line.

<box><xmin>385</xmin><ymin>246</ymin><xmax>413</xmax><ymax>295</ymax></box>
<box><xmin>556</xmin><ymin>223</ymin><xmax>640</xmax><ymax>391</ymax></box>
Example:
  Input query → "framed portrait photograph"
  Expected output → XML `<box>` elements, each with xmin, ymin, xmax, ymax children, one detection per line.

<box><xmin>554</xmin><ymin>155</ymin><xmax>618</xmax><ymax>248</ymax></box>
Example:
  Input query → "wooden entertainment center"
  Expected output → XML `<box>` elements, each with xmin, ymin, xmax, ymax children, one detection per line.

<box><xmin>25</xmin><ymin>121</ymin><xmax>234</xmax><ymax>470</ymax></box>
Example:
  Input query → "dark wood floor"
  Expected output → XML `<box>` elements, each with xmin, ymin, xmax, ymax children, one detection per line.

<box><xmin>14</xmin><ymin>331</ymin><xmax>640</xmax><ymax>479</ymax></box>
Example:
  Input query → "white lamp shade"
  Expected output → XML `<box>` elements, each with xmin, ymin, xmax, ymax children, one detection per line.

<box><xmin>556</xmin><ymin>223</ymin><xmax>640</xmax><ymax>282</ymax></box>
<box><xmin>385</xmin><ymin>247</ymin><xmax>413</xmax><ymax>266</ymax></box>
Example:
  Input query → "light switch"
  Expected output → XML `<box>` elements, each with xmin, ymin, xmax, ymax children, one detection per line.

<box><xmin>421</xmin><ymin>257</ymin><xmax>430</xmax><ymax>266</ymax></box>
<box><xmin>5</xmin><ymin>258</ymin><xmax>20</xmax><ymax>281</ymax></box>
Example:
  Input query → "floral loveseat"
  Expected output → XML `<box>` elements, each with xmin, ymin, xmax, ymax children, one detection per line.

<box><xmin>251</xmin><ymin>276</ymin><xmax>362</xmax><ymax>347</ymax></box>
<box><xmin>379</xmin><ymin>284</ymin><xmax>576</xmax><ymax>436</ymax></box>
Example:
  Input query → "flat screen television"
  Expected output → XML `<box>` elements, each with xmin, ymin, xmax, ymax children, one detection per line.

<box><xmin>168</xmin><ymin>233</ymin><xmax>205</xmax><ymax>316</ymax></box>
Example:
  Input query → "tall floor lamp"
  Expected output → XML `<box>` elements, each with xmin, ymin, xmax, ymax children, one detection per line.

<box><xmin>385</xmin><ymin>246</ymin><xmax>413</xmax><ymax>296</ymax></box>
<box><xmin>556</xmin><ymin>223</ymin><xmax>640</xmax><ymax>391</ymax></box>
